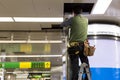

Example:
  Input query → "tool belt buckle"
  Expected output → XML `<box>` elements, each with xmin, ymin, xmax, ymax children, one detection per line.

<box><xmin>69</xmin><ymin>42</ymin><xmax>79</xmax><ymax>47</ymax></box>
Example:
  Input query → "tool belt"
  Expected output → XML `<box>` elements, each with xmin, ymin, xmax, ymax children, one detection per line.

<box><xmin>69</xmin><ymin>42</ymin><xmax>83</xmax><ymax>47</ymax></box>
<box><xmin>67</xmin><ymin>40</ymin><xmax>96</xmax><ymax>56</ymax></box>
<box><xmin>67</xmin><ymin>42</ymin><xmax>84</xmax><ymax>55</ymax></box>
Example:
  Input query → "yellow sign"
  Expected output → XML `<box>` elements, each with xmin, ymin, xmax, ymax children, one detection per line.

<box><xmin>20</xmin><ymin>62</ymin><xmax>31</xmax><ymax>68</ymax></box>
<box><xmin>20</xmin><ymin>44</ymin><xmax>32</xmax><ymax>53</ymax></box>
<box><xmin>45</xmin><ymin>62</ymin><xmax>51</xmax><ymax>68</ymax></box>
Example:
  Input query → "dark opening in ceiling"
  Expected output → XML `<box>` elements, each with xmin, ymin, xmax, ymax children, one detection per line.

<box><xmin>64</xmin><ymin>3</ymin><xmax>94</xmax><ymax>14</ymax></box>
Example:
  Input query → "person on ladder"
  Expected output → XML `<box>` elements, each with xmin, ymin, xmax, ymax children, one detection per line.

<box><xmin>61</xmin><ymin>6</ymin><xmax>91</xmax><ymax>80</ymax></box>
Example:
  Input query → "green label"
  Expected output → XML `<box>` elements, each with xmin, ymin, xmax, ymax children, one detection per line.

<box><xmin>32</xmin><ymin>62</ymin><xmax>45</xmax><ymax>68</ymax></box>
<box><xmin>0</xmin><ymin>62</ymin><xmax>51</xmax><ymax>69</ymax></box>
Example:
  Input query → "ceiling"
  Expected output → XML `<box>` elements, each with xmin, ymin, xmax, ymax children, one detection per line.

<box><xmin>0</xmin><ymin>0</ymin><xmax>119</xmax><ymax>31</ymax></box>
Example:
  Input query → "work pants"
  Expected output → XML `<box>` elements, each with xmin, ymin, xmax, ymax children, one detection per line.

<box><xmin>69</xmin><ymin>44</ymin><xmax>90</xmax><ymax>80</ymax></box>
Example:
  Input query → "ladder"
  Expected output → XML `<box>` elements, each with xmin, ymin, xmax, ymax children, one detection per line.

<box><xmin>78</xmin><ymin>63</ymin><xmax>91</xmax><ymax>80</ymax></box>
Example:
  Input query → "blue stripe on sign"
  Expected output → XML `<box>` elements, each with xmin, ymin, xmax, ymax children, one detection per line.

<box><xmin>90</xmin><ymin>68</ymin><xmax>120</xmax><ymax>80</ymax></box>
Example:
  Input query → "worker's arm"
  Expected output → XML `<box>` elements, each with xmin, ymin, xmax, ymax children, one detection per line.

<box><xmin>60</xmin><ymin>17</ymin><xmax>72</xmax><ymax>27</ymax></box>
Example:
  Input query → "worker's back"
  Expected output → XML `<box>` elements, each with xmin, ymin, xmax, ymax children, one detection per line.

<box><xmin>69</xmin><ymin>15</ymin><xmax>88</xmax><ymax>42</ymax></box>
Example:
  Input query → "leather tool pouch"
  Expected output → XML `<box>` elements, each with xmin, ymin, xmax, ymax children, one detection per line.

<box><xmin>84</xmin><ymin>40</ymin><xmax>96</xmax><ymax>56</ymax></box>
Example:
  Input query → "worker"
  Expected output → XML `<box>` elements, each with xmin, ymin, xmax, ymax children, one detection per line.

<box><xmin>61</xmin><ymin>6</ymin><xmax>91</xmax><ymax>80</ymax></box>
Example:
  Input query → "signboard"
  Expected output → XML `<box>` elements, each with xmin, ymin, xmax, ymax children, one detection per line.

<box><xmin>0</xmin><ymin>61</ymin><xmax>51</xmax><ymax>69</ymax></box>
<box><xmin>20</xmin><ymin>62</ymin><xmax>31</xmax><ymax>68</ymax></box>
<box><xmin>4</xmin><ymin>62</ymin><xmax>19</xmax><ymax>68</ymax></box>
<box><xmin>32</xmin><ymin>62</ymin><xmax>45</xmax><ymax>68</ymax></box>
<box><xmin>45</xmin><ymin>62</ymin><xmax>51</xmax><ymax>68</ymax></box>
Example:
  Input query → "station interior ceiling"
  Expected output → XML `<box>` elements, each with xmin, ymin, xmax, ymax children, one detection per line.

<box><xmin>0</xmin><ymin>0</ymin><xmax>120</xmax><ymax>31</ymax></box>
<box><xmin>0</xmin><ymin>0</ymin><xmax>120</xmax><ymax>79</ymax></box>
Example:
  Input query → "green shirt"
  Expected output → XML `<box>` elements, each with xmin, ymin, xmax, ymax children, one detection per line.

<box><xmin>61</xmin><ymin>15</ymin><xmax>88</xmax><ymax>42</ymax></box>
<box><xmin>70</xmin><ymin>15</ymin><xmax>88</xmax><ymax>42</ymax></box>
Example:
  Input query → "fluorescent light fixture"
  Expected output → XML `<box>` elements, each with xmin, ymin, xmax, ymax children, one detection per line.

<box><xmin>0</xmin><ymin>17</ymin><xmax>14</xmax><ymax>22</ymax></box>
<box><xmin>91</xmin><ymin>0</ymin><xmax>112</xmax><ymax>14</ymax></box>
<box><xmin>28</xmin><ymin>40</ymin><xmax>63</xmax><ymax>43</ymax></box>
<box><xmin>0</xmin><ymin>40</ymin><xmax>63</xmax><ymax>43</ymax></box>
<box><xmin>0</xmin><ymin>55</ymin><xmax>62</xmax><ymax>58</ymax></box>
<box><xmin>14</xmin><ymin>17</ymin><xmax>63</xmax><ymax>22</ymax></box>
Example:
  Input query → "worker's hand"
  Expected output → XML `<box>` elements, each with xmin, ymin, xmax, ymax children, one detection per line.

<box><xmin>84</xmin><ymin>39</ymin><xmax>89</xmax><ymax>45</ymax></box>
<box><xmin>90</xmin><ymin>45</ymin><xmax>96</xmax><ymax>49</ymax></box>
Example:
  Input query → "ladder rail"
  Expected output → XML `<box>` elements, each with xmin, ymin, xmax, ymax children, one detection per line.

<box><xmin>78</xmin><ymin>63</ymin><xmax>91</xmax><ymax>80</ymax></box>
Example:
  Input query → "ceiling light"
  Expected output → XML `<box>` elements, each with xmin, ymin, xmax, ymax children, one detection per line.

<box><xmin>14</xmin><ymin>17</ymin><xmax>63</xmax><ymax>22</ymax></box>
<box><xmin>0</xmin><ymin>40</ymin><xmax>63</xmax><ymax>43</ymax></box>
<box><xmin>0</xmin><ymin>55</ymin><xmax>62</xmax><ymax>58</ymax></box>
<box><xmin>91</xmin><ymin>0</ymin><xmax>112</xmax><ymax>14</ymax></box>
<box><xmin>0</xmin><ymin>17</ymin><xmax>14</xmax><ymax>22</ymax></box>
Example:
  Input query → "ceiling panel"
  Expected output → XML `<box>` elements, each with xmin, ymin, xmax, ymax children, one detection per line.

<box><xmin>0</xmin><ymin>0</ymin><xmax>63</xmax><ymax>17</ymax></box>
<box><xmin>33</xmin><ymin>0</ymin><xmax>63</xmax><ymax>17</ymax></box>
<box><xmin>0</xmin><ymin>0</ymin><xmax>35</xmax><ymax>16</ymax></box>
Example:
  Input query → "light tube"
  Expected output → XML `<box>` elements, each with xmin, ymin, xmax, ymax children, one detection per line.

<box><xmin>0</xmin><ymin>40</ymin><xmax>63</xmax><ymax>43</ymax></box>
<box><xmin>0</xmin><ymin>17</ymin><xmax>14</xmax><ymax>22</ymax></box>
<box><xmin>14</xmin><ymin>17</ymin><xmax>63</xmax><ymax>22</ymax></box>
<box><xmin>91</xmin><ymin>0</ymin><xmax>112</xmax><ymax>14</ymax></box>
<box><xmin>0</xmin><ymin>55</ymin><xmax>62</xmax><ymax>58</ymax></box>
